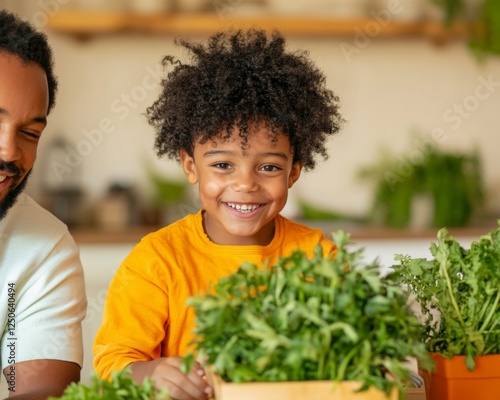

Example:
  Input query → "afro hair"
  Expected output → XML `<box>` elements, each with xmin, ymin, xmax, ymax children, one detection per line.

<box><xmin>147</xmin><ymin>29</ymin><xmax>343</xmax><ymax>171</ymax></box>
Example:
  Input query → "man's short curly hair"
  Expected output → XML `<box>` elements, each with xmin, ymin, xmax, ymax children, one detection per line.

<box><xmin>147</xmin><ymin>29</ymin><xmax>342</xmax><ymax>171</ymax></box>
<box><xmin>0</xmin><ymin>10</ymin><xmax>58</xmax><ymax>114</ymax></box>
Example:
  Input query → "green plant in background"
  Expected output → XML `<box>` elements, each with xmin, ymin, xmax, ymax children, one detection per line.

<box><xmin>432</xmin><ymin>0</ymin><xmax>465</xmax><ymax>26</ymax></box>
<box><xmin>389</xmin><ymin>223</ymin><xmax>500</xmax><ymax>371</ymax></box>
<box><xmin>432</xmin><ymin>0</ymin><xmax>500</xmax><ymax>57</ymax></box>
<box><xmin>143</xmin><ymin>158</ymin><xmax>187</xmax><ymax>207</ymax></box>
<box><xmin>50</xmin><ymin>368</ymin><xmax>169</xmax><ymax>400</ymax></box>
<box><xmin>359</xmin><ymin>144</ymin><xmax>484</xmax><ymax>229</ymax></box>
<box><xmin>298</xmin><ymin>201</ymin><xmax>368</xmax><ymax>223</ymax></box>
<box><xmin>187</xmin><ymin>231</ymin><xmax>432</xmax><ymax>397</ymax></box>
<box><xmin>144</xmin><ymin>165</ymin><xmax>189</xmax><ymax>224</ymax></box>
<box><xmin>469</xmin><ymin>0</ymin><xmax>500</xmax><ymax>57</ymax></box>
<box><xmin>148</xmin><ymin>169</ymin><xmax>187</xmax><ymax>206</ymax></box>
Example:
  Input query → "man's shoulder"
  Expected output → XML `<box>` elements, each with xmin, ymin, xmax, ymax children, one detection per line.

<box><xmin>1</xmin><ymin>193</ymin><xmax>69</xmax><ymax>238</ymax></box>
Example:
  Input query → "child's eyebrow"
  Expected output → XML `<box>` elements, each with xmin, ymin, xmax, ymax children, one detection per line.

<box><xmin>203</xmin><ymin>150</ymin><xmax>290</xmax><ymax>161</ymax></box>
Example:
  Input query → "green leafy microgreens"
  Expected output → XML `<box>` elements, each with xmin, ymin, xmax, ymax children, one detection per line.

<box><xmin>49</xmin><ymin>368</ymin><xmax>170</xmax><ymax>400</ymax></box>
<box><xmin>389</xmin><ymin>223</ymin><xmax>500</xmax><ymax>371</ymax></box>
<box><xmin>187</xmin><ymin>230</ymin><xmax>431</xmax><ymax>397</ymax></box>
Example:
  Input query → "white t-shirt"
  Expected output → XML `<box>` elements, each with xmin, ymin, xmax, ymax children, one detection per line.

<box><xmin>0</xmin><ymin>193</ymin><xmax>86</xmax><ymax>373</ymax></box>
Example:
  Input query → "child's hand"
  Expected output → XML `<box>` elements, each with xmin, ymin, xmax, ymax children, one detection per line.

<box><xmin>129</xmin><ymin>357</ymin><xmax>213</xmax><ymax>400</ymax></box>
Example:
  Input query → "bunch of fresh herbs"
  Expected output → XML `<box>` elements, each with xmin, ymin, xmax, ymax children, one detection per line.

<box><xmin>187</xmin><ymin>231</ymin><xmax>431</xmax><ymax>396</ymax></box>
<box><xmin>389</xmin><ymin>223</ymin><xmax>500</xmax><ymax>371</ymax></box>
<box><xmin>50</xmin><ymin>368</ymin><xmax>169</xmax><ymax>400</ymax></box>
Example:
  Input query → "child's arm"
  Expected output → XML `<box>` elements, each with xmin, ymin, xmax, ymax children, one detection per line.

<box><xmin>129</xmin><ymin>357</ymin><xmax>212</xmax><ymax>400</ymax></box>
<box><xmin>93</xmin><ymin>247</ymin><xmax>212</xmax><ymax>400</ymax></box>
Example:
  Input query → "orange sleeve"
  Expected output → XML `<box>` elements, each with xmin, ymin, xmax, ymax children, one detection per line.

<box><xmin>93</xmin><ymin>244</ymin><xmax>169</xmax><ymax>379</ymax></box>
<box><xmin>319</xmin><ymin>234</ymin><xmax>338</xmax><ymax>260</ymax></box>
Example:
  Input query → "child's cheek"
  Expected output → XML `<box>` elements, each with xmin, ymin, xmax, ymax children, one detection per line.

<box><xmin>204</xmin><ymin>181</ymin><xmax>222</xmax><ymax>198</ymax></box>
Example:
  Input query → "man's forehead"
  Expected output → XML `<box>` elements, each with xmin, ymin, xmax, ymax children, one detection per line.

<box><xmin>0</xmin><ymin>53</ymin><xmax>49</xmax><ymax>117</ymax></box>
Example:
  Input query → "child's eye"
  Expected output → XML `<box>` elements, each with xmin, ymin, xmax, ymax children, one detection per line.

<box><xmin>213</xmin><ymin>163</ymin><xmax>232</xmax><ymax>169</ymax></box>
<box><xmin>261</xmin><ymin>165</ymin><xmax>281</xmax><ymax>172</ymax></box>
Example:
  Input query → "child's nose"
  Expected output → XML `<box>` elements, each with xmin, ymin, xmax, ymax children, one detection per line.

<box><xmin>0</xmin><ymin>127</ymin><xmax>22</xmax><ymax>162</ymax></box>
<box><xmin>232</xmin><ymin>169</ymin><xmax>260</xmax><ymax>192</ymax></box>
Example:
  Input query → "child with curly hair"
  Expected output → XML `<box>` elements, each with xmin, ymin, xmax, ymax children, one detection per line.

<box><xmin>94</xmin><ymin>29</ymin><xmax>343</xmax><ymax>400</ymax></box>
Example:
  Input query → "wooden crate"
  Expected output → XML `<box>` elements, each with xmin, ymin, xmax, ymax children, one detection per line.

<box><xmin>405</xmin><ymin>388</ymin><xmax>426</xmax><ymax>400</ymax></box>
<box><xmin>206</xmin><ymin>369</ymin><xmax>400</xmax><ymax>400</ymax></box>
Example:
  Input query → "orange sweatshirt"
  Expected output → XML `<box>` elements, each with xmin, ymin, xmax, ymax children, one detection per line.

<box><xmin>93</xmin><ymin>210</ymin><xmax>336</xmax><ymax>378</ymax></box>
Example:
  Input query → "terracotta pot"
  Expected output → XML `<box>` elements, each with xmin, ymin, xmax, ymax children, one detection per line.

<box><xmin>206</xmin><ymin>368</ymin><xmax>399</xmax><ymax>400</ymax></box>
<box><xmin>419</xmin><ymin>353</ymin><xmax>500</xmax><ymax>400</ymax></box>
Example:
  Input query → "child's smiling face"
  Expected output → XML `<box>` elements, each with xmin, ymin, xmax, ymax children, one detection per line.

<box><xmin>181</xmin><ymin>124</ymin><xmax>302</xmax><ymax>246</ymax></box>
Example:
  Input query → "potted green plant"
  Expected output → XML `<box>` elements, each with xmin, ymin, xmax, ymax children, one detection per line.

<box><xmin>297</xmin><ymin>200</ymin><xmax>368</xmax><ymax>224</ymax></box>
<box><xmin>389</xmin><ymin>223</ymin><xmax>500</xmax><ymax>400</ymax></box>
<box><xmin>430</xmin><ymin>0</ymin><xmax>466</xmax><ymax>26</ymax></box>
<box><xmin>50</xmin><ymin>368</ymin><xmax>170</xmax><ymax>399</ymax></box>
<box><xmin>186</xmin><ymin>231</ymin><xmax>432</xmax><ymax>400</ymax></box>
<box><xmin>146</xmin><ymin>167</ymin><xmax>189</xmax><ymax>225</ymax></box>
<box><xmin>359</xmin><ymin>144</ymin><xmax>483</xmax><ymax>229</ymax></box>
<box><xmin>469</xmin><ymin>0</ymin><xmax>500</xmax><ymax>57</ymax></box>
<box><xmin>431</xmin><ymin>0</ymin><xmax>500</xmax><ymax>57</ymax></box>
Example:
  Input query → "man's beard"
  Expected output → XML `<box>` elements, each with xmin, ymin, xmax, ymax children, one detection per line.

<box><xmin>0</xmin><ymin>162</ymin><xmax>30</xmax><ymax>221</ymax></box>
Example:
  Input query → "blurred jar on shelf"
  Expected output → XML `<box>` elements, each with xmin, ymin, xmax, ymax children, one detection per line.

<box><xmin>95</xmin><ymin>181</ymin><xmax>138</xmax><ymax>231</ymax></box>
<box><xmin>39</xmin><ymin>136</ymin><xmax>85</xmax><ymax>228</ymax></box>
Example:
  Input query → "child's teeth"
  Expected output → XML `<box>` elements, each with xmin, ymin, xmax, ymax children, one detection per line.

<box><xmin>0</xmin><ymin>175</ymin><xmax>6</xmax><ymax>183</ymax></box>
<box><xmin>227</xmin><ymin>203</ymin><xmax>259</xmax><ymax>212</ymax></box>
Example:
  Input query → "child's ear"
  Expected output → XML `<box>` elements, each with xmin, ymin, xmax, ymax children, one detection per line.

<box><xmin>180</xmin><ymin>149</ymin><xmax>198</xmax><ymax>185</ymax></box>
<box><xmin>288</xmin><ymin>163</ymin><xmax>302</xmax><ymax>188</ymax></box>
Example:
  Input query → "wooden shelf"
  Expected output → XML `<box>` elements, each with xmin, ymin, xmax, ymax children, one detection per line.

<box><xmin>46</xmin><ymin>11</ymin><xmax>469</xmax><ymax>41</ymax></box>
